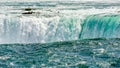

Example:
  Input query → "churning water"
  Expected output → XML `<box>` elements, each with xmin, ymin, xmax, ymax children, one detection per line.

<box><xmin>0</xmin><ymin>0</ymin><xmax>120</xmax><ymax>67</ymax></box>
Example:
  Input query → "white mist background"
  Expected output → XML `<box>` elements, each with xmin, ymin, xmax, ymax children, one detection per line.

<box><xmin>0</xmin><ymin>0</ymin><xmax>120</xmax><ymax>3</ymax></box>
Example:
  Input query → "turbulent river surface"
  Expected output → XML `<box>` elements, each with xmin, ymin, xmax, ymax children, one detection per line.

<box><xmin>0</xmin><ymin>0</ymin><xmax>120</xmax><ymax>67</ymax></box>
<box><xmin>0</xmin><ymin>38</ymin><xmax>120</xmax><ymax>67</ymax></box>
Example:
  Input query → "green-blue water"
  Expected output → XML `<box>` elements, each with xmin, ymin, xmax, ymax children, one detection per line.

<box><xmin>0</xmin><ymin>38</ymin><xmax>120</xmax><ymax>67</ymax></box>
<box><xmin>1</xmin><ymin>14</ymin><xmax>120</xmax><ymax>67</ymax></box>
<box><xmin>0</xmin><ymin>1</ymin><xmax>120</xmax><ymax>68</ymax></box>
<box><xmin>80</xmin><ymin>14</ymin><xmax>120</xmax><ymax>39</ymax></box>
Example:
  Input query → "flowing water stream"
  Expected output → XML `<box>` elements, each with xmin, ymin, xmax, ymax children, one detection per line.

<box><xmin>0</xmin><ymin>0</ymin><xmax>120</xmax><ymax>67</ymax></box>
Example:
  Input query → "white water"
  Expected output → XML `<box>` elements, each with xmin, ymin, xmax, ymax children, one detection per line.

<box><xmin>0</xmin><ymin>15</ymin><xmax>82</xmax><ymax>43</ymax></box>
<box><xmin>0</xmin><ymin>1</ymin><xmax>120</xmax><ymax>44</ymax></box>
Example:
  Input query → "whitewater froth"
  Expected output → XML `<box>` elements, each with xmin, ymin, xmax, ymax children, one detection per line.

<box><xmin>0</xmin><ymin>15</ymin><xmax>82</xmax><ymax>44</ymax></box>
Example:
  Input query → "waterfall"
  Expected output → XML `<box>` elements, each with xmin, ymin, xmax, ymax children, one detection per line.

<box><xmin>80</xmin><ymin>14</ymin><xmax>120</xmax><ymax>39</ymax></box>
<box><xmin>0</xmin><ymin>15</ymin><xmax>82</xmax><ymax>44</ymax></box>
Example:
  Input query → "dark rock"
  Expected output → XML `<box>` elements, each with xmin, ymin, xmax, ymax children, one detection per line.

<box><xmin>22</xmin><ymin>12</ymin><xmax>35</xmax><ymax>14</ymax></box>
<box><xmin>24</xmin><ymin>8</ymin><xmax>32</xmax><ymax>11</ymax></box>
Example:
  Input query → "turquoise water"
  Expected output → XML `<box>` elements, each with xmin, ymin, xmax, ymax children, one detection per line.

<box><xmin>80</xmin><ymin>14</ymin><xmax>120</xmax><ymax>39</ymax></box>
<box><xmin>0</xmin><ymin>38</ymin><xmax>120</xmax><ymax>67</ymax></box>
<box><xmin>0</xmin><ymin>1</ymin><xmax>120</xmax><ymax>68</ymax></box>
